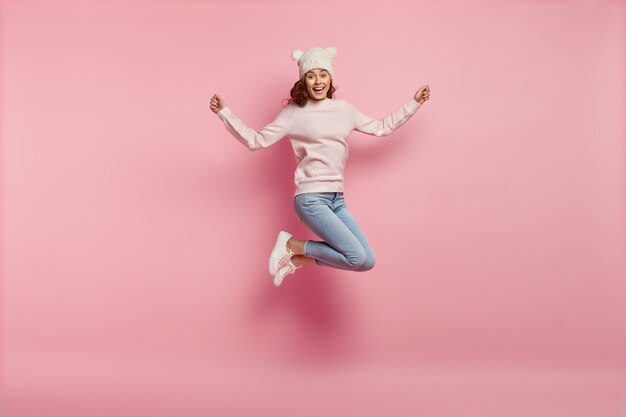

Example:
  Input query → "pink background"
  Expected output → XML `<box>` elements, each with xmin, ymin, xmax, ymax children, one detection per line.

<box><xmin>2</xmin><ymin>0</ymin><xmax>625</xmax><ymax>416</ymax></box>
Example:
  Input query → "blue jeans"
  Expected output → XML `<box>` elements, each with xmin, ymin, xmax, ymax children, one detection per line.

<box><xmin>293</xmin><ymin>192</ymin><xmax>376</xmax><ymax>271</ymax></box>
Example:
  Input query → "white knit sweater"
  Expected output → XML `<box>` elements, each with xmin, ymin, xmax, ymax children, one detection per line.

<box><xmin>217</xmin><ymin>96</ymin><xmax>421</xmax><ymax>196</ymax></box>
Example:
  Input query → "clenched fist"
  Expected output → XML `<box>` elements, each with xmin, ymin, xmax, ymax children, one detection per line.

<box><xmin>210</xmin><ymin>94</ymin><xmax>227</xmax><ymax>114</ymax></box>
<box><xmin>414</xmin><ymin>85</ymin><xmax>430</xmax><ymax>105</ymax></box>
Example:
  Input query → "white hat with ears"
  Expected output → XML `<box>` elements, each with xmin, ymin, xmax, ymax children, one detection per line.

<box><xmin>291</xmin><ymin>47</ymin><xmax>337</xmax><ymax>80</ymax></box>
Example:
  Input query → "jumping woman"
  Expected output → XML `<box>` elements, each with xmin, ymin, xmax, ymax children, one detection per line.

<box><xmin>210</xmin><ymin>46</ymin><xmax>430</xmax><ymax>287</ymax></box>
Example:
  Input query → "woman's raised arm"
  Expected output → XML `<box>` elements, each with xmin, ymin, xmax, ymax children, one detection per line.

<box><xmin>349</xmin><ymin>97</ymin><xmax>421</xmax><ymax>137</ymax></box>
<box><xmin>213</xmin><ymin>97</ymin><xmax>295</xmax><ymax>151</ymax></box>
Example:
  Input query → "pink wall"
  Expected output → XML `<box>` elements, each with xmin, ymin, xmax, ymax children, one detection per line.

<box><xmin>2</xmin><ymin>0</ymin><xmax>625</xmax><ymax>416</ymax></box>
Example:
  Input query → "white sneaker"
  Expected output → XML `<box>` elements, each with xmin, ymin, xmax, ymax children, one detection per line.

<box><xmin>268</xmin><ymin>230</ymin><xmax>294</xmax><ymax>277</ymax></box>
<box><xmin>273</xmin><ymin>259</ymin><xmax>302</xmax><ymax>287</ymax></box>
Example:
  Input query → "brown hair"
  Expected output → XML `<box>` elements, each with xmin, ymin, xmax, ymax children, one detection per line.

<box><xmin>282</xmin><ymin>75</ymin><xmax>337</xmax><ymax>108</ymax></box>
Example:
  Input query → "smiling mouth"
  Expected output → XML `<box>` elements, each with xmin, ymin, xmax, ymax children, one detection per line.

<box><xmin>313</xmin><ymin>87</ymin><xmax>325</xmax><ymax>92</ymax></box>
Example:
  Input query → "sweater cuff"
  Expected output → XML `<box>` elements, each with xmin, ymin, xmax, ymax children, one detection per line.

<box><xmin>217</xmin><ymin>106</ymin><xmax>231</xmax><ymax>118</ymax></box>
<box><xmin>408</xmin><ymin>97</ymin><xmax>421</xmax><ymax>111</ymax></box>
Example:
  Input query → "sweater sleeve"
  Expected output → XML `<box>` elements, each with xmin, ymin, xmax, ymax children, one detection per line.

<box><xmin>350</xmin><ymin>97</ymin><xmax>421</xmax><ymax>137</ymax></box>
<box><xmin>216</xmin><ymin>104</ymin><xmax>295</xmax><ymax>151</ymax></box>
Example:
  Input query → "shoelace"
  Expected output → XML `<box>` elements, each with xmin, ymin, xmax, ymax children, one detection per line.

<box><xmin>282</xmin><ymin>263</ymin><xmax>301</xmax><ymax>276</ymax></box>
<box><xmin>274</xmin><ymin>262</ymin><xmax>302</xmax><ymax>286</ymax></box>
<box><xmin>278</xmin><ymin>247</ymin><xmax>295</xmax><ymax>267</ymax></box>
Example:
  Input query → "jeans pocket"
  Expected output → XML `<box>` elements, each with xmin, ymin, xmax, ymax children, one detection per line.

<box><xmin>302</xmin><ymin>192</ymin><xmax>326</xmax><ymax>206</ymax></box>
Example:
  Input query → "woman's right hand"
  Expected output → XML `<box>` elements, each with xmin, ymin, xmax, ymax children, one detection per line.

<box><xmin>210</xmin><ymin>94</ymin><xmax>226</xmax><ymax>114</ymax></box>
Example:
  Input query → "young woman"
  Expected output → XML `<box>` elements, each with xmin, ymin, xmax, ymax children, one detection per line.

<box><xmin>210</xmin><ymin>46</ymin><xmax>430</xmax><ymax>287</ymax></box>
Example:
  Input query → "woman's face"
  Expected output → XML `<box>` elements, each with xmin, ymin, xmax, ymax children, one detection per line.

<box><xmin>304</xmin><ymin>68</ymin><xmax>331</xmax><ymax>100</ymax></box>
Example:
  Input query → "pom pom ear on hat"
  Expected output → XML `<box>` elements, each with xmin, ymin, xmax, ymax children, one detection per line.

<box><xmin>291</xmin><ymin>50</ymin><xmax>304</xmax><ymax>62</ymax></box>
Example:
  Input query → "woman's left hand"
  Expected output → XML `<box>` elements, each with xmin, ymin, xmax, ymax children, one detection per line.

<box><xmin>414</xmin><ymin>85</ymin><xmax>430</xmax><ymax>105</ymax></box>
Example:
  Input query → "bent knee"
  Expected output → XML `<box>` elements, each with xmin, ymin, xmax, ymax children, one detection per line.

<box><xmin>355</xmin><ymin>255</ymin><xmax>376</xmax><ymax>272</ymax></box>
<box><xmin>345</xmin><ymin>249</ymin><xmax>367</xmax><ymax>270</ymax></box>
